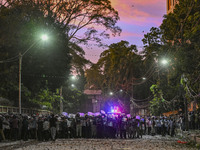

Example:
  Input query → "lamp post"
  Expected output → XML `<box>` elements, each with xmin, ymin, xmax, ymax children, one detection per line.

<box><xmin>18</xmin><ymin>34</ymin><xmax>48</xmax><ymax>114</ymax></box>
<box><xmin>19</xmin><ymin>53</ymin><xmax>22</xmax><ymax>114</ymax></box>
<box><xmin>60</xmin><ymin>86</ymin><xmax>63</xmax><ymax>114</ymax></box>
<box><xmin>181</xmin><ymin>74</ymin><xmax>189</xmax><ymax>131</ymax></box>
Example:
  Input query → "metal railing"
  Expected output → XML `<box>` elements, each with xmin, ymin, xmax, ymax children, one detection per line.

<box><xmin>0</xmin><ymin>105</ymin><xmax>51</xmax><ymax>115</ymax></box>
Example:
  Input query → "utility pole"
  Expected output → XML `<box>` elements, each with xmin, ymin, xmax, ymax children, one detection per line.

<box><xmin>181</xmin><ymin>74</ymin><xmax>189</xmax><ymax>131</ymax></box>
<box><xmin>19</xmin><ymin>53</ymin><xmax>22</xmax><ymax>114</ymax></box>
<box><xmin>184</xmin><ymin>96</ymin><xmax>189</xmax><ymax>131</ymax></box>
<box><xmin>130</xmin><ymin>68</ymin><xmax>134</xmax><ymax>116</ymax></box>
<box><xmin>60</xmin><ymin>86</ymin><xmax>63</xmax><ymax>114</ymax></box>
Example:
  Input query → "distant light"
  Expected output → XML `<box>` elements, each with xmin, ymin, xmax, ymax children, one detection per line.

<box><xmin>161</xmin><ymin>59</ymin><xmax>168</xmax><ymax>65</ymax></box>
<box><xmin>120</xmin><ymin>89</ymin><xmax>123</xmax><ymax>92</ymax></box>
<box><xmin>71</xmin><ymin>75</ymin><xmax>76</xmax><ymax>80</ymax></box>
<box><xmin>41</xmin><ymin>34</ymin><xmax>48</xmax><ymax>41</ymax></box>
<box><xmin>110</xmin><ymin>106</ymin><xmax>121</xmax><ymax>114</ymax></box>
<box><xmin>71</xmin><ymin>84</ymin><xmax>75</xmax><ymax>87</ymax></box>
<box><xmin>142</xmin><ymin>77</ymin><xmax>146</xmax><ymax>80</ymax></box>
<box><xmin>109</xmin><ymin>92</ymin><xmax>113</xmax><ymax>95</ymax></box>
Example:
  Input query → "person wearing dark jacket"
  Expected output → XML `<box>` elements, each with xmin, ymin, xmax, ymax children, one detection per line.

<box><xmin>0</xmin><ymin>115</ymin><xmax>5</xmax><ymax>141</ymax></box>
<box><xmin>22</xmin><ymin>116</ymin><xmax>29</xmax><ymax>141</ymax></box>
<box><xmin>49</xmin><ymin>114</ymin><xmax>57</xmax><ymax>141</ymax></box>
<box><xmin>11</xmin><ymin>115</ymin><xmax>18</xmax><ymax>141</ymax></box>
<box><xmin>37</xmin><ymin>116</ymin><xmax>44</xmax><ymax>141</ymax></box>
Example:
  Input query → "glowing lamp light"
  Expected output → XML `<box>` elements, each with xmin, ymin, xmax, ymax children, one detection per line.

<box><xmin>110</xmin><ymin>106</ymin><xmax>121</xmax><ymax>114</ymax></box>
<box><xmin>41</xmin><ymin>34</ymin><xmax>48</xmax><ymax>41</ymax></box>
<box><xmin>109</xmin><ymin>92</ymin><xmax>113</xmax><ymax>95</ymax></box>
<box><xmin>161</xmin><ymin>59</ymin><xmax>168</xmax><ymax>65</ymax></box>
<box><xmin>71</xmin><ymin>75</ymin><xmax>76</xmax><ymax>80</ymax></box>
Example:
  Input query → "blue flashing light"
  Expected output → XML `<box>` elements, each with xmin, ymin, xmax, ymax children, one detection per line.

<box><xmin>110</xmin><ymin>106</ymin><xmax>121</xmax><ymax>114</ymax></box>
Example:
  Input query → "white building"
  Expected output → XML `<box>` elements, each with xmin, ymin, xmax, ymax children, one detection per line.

<box><xmin>84</xmin><ymin>90</ymin><xmax>103</xmax><ymax>113</ymax></box>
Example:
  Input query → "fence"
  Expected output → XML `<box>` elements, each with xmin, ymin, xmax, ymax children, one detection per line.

<box><xmin>0</xmin><ymin>105</ymin><xmax>51</xmax><ymax>115</ymax></box>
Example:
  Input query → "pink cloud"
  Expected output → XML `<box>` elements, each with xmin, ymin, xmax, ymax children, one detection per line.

<box><xmin>111</xmin><ymin>0</ymin><xmax>166</xmax><ymax>25</ymax></box>
<box><xmin>121</xmin><ymin>31</ymin><xmax>143</xmax><ymax>38</ymax></box>
<box><xmin>84</xmin><ymin>0</ymin><xmax>167</xmax><ymax>63</ymax></box>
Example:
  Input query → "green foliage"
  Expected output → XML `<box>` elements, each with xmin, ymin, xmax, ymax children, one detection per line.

<box><xmin>62</xmin><ymin>86</ymin><xmax>88</xmax><ymax>113</ymax></box>
<box><xmin>0</xmin><ymin>0</ymin><xmax>121</xmax><ymax>110</ymax></box>
<box><xmin>85</xmin><ymin>64</ymin><xmax>104</xmax><ymax>90</ymax></box>
<box><xmin>142</xmin><ymin>0</ymin><xmax>200</xmax><ymax>115</ymax></box>
<box><xmin>1</xmin><ymin>0</ymin><xmax>121</xmax><ymax>46</ymax></box>
<box><xmin>69</xmin><ymin>43</ymin><xmax>91</xmax><ymax>75</ymax></box>
<box><xmin>96</xmin><ymin>40</ymin><xmax>143</xmax><ymax>91</ymax></box>
<box><xmin>31</xmin><ymin>88</ymin><xmax>60</xmax><ymax>112</ymax></box>
<box><xmin>149</xmin><ymin>84</ymin><xmax>166</xmax><ymax>115</ymax></box>
<box><xmin>0</xmin><ymin>1</ymin><xmax>71</xmax><ymax>97</ymax></box>
<box><xmin>86</xmin><ymin>41</ymin><xmax>152</xmax><ymax>112</ymax></box>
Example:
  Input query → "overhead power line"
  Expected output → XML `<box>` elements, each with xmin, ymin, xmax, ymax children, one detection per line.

<box><xmin>0</xmin><ymin>54</ymin><xmax>19</xmax><ymax>63</ymax></box>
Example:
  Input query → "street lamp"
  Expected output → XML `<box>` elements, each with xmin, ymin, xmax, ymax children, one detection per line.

<box><xmin>41</xmin><ymin>35</ymin><xmax>48</xmax><ymax>41</ymax></box>
<box><xmin>142</xmin><ymin>77</ymin><xmax>146</xmax><ymax>80</ymax></box>
<box><xmin>71</xmin><ymin>75</ymin><xmax>76</xmax><ymax>80</ymax></box>
<box><xmin>160</xmin><ymin>59</ymin><xmax>169</xmax><ymax>66</ymax></box>
<box><xmin>109</xmin><ymin>92</ymin><xmax>113</xmax><ymax>96</ymax></box>
<box><xmin>19</xmin><ymin>34</ymin><xmax>48</xmax><ymax>114</ymax></box>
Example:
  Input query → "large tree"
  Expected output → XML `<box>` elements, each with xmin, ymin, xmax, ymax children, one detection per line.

<box><xmin>1</xmin><ymin>0</ymin><xmax>121</xmax><ymax>46</ymax></box>
<box><xmin>0</xmin><ymin>0</ymin><xmax>121</xmax><ymax>111</ymax></box>
<box><xmin>141</xmin><ymin>0</ymin><xmax>200</xmax><ymax>115</ymax></box>
<box><xmin>86</xmin><ymin>41</ymin><xmax>151</xmax><ymax>113</ymax></box>
<box><xmin>0</xmin><ymin>2</ymin><xmax>71</xmax><ymax>107</ymax></box>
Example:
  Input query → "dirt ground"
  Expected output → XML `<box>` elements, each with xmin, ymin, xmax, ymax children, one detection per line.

<box><xmin>11</xmin><ymin>135</ymin><xmax>196</xmax><ymax>150</ymax></box>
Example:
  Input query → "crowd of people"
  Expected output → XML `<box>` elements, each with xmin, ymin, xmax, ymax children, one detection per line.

<box><xmin>0</xmin><ymin>111</ymin><xmax>199</xmax><ymax>142</ymax></box>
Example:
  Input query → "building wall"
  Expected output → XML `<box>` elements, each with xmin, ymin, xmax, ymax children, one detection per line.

<box><xmin>84</xmin><ymin>90</ymin><xmax>103</xmax><ymax>113</ymax></box>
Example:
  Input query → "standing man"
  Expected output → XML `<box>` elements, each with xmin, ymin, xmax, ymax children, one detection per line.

<box><xmin>161</xmin><ymin>117</ymin><xmax>166</xmax><ymax>136</ymax></box>
<box><xmin>22</xmin><ymin>116</ymin><xmax>29</xmax><ymax>141</ymax></box>
<box><xmin>11</xmin><ymin>115</ymin><xmax>19</xmax><ymax>141</ymax></box>
<box><xmin>75</xmin><ymin>113</ymin><xmax>82</xmax><ymax>138</ymax></box>
<box><xmin>37</xmin><ymin>116</ymin><xmax>44</xmax><ymax>141</ymax></box>
<box><xmin>49</xmin><ymin>114</ymin><xmax>57</xmax><ymax>141</ymax></box>
<box><xmin>0</xmin><ymin>115</ymin><xmax>5</xmax><ymax>142</ymax></box>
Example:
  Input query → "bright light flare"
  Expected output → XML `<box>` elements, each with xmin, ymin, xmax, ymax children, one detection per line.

<box><xmin>71</xmin><ymin>75</ymin><xmax>76</xmax><ymax>80</ymax></box>
<box><xmin>161</xmin><ymin>59</ymin><xmax>168</xmax><ymax>65</ymax></box>
<box><xmin>41</xmin><ymin>34</ymin><xmax>48</xmax><ymax>41</ymax></box>
<box><xmin>110</xmin><ymin>106</ymin><xmax>121</xmax><ymax>114</ymax></box>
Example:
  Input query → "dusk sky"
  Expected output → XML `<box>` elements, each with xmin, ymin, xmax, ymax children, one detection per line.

<box><xmin>85</xmin><ymin>0</ymin><xmax>167</xmax><ymax>63</ymax></box>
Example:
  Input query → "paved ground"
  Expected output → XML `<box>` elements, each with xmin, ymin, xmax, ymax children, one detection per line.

<box><xmin>1</xmin><ymin>135</ymin><xmax>197</xmax><ymax>150</ymax></box>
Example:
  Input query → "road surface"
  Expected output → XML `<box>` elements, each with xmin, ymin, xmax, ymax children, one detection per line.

<box><xmin>2</xmin><ymin>135</ymin><xmax>196</xmax><ymax>150</ymax></box>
